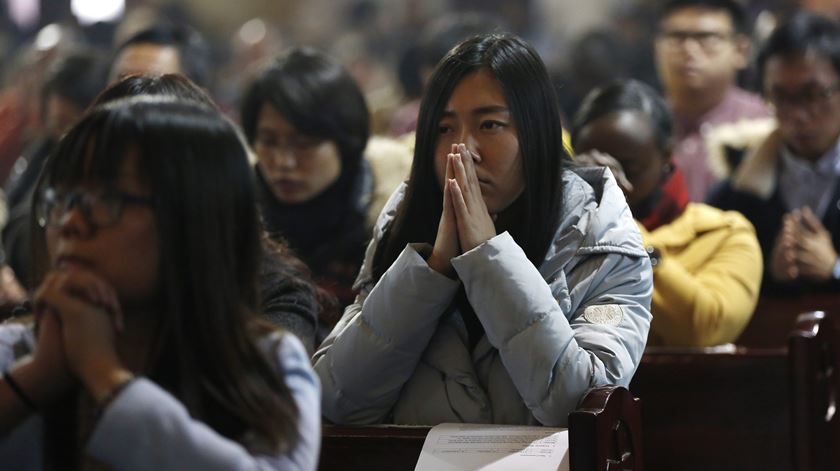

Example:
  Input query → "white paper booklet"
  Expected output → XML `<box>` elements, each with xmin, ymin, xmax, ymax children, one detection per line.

<box><xmin>414</xmin><ymin>423</ymin><xmax>570</xmax><ymax>471</ymax></box>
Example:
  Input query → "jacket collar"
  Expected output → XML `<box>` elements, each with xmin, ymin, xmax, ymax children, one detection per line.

<box><xmin>731</xmin><ymin>128</ymin><xmax>784</xmax><ymax>200</ymax></box>
<box><xmin>640</xmin><ymin>203</ymin><xmax>750</xmax><ymax>247</ymax></box>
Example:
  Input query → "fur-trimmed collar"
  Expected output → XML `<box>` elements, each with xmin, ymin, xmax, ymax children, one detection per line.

<box><xmin>730</xmin><ymin>128</ymin><xmax>785</xmax><ymax>200</ymax></box>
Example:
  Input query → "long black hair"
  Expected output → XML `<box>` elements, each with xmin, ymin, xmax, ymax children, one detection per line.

<box><xmin>373</xmin><ymin>33</ymin><xmax>570</xmax><ymax>279</ymax></box>
<box><xmin>32</xmin><ymin>96</ymin><xmax>299</xmax><ymax>466</ymax></box>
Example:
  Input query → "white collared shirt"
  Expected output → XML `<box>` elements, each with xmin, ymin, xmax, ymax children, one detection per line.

<box><xmin>779</xmin><ymin>137</ymin><xmax>840</xmax><ymax>217</ymax></box>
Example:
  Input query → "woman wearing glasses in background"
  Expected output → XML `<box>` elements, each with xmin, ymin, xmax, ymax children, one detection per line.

<box><xmin>240</xmin><ymin>48</ymin><xmax>411</xmax><ymax>336</ymax></box>
<box><xmin>0</xmin><ymin>96</ymin><xmax>320</xmax><ymax>470</ymax></box>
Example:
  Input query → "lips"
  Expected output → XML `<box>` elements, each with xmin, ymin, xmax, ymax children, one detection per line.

<box><xmin>677</xmin><ymin>64</ymin><xmax>702</xmax><ymax>76</ymax></box>
<box><xmin>271</xmin><ymin>179</ymin><xmax>305</xmax><ymax>194</ymax></box>
<box><xmin>55</xmin><ymin>254</ymin><xmax>94</xmax><ymax>270</ymax></box>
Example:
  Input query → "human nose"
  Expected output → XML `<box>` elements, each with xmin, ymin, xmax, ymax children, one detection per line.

<box><xmin>455</xmin><ymin>131</ymin><xmax>481</xmax><ymax>163</ymax></box>
<box><xmin>267</xmin><ymin>146</ymin><xmax>297</xmax><ymax>170</ymax></box>
<box><xmin>55</xmin><ymin>200</ymin><xmax>93</xmax><ymax>239</ymax></box>
<box><xmin>777</xmin><ymin>99</ymin><xmax>814</xmax><ymax>124</ymax></box>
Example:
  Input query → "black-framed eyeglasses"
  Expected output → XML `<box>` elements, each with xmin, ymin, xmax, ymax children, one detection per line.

<box><xmin>657</xmin><ymin>30</ymin><xmax>735</xmax><ymax>52</ymax></box>
<box><xmin>253</xmin><ymin>133</ymin><xmax>326</xmax><ymax>159</ymax></box>
<box><xmin>36</xmin><ymin>187</ymin><xmax>156</xmax><ymax>229</ymax></box>
<box><xmin>766</xmin><ymin>84</ymin><xmax>840</xmax><ymax>111</ymax></box>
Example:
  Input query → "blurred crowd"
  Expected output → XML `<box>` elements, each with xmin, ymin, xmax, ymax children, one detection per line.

<box><xmin>0</xmin><ymin>0</ymin><xmax>837</xmax><ymax>467</ymax></box>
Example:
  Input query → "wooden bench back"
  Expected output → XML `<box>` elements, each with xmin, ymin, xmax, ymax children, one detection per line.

<box><xmin>789</xmin><ymin>311</ymin><xmax>840</xmax><ymax>471</ymax></box>
<box><xmin>319</xmin><ymin>386</ymin><xmax>643</xmax><ymax>471</ymax></box>
<box><xmin>631</xmin><ymin>347</ymin><xmax>789</xmax><ymax>471</ymax></box>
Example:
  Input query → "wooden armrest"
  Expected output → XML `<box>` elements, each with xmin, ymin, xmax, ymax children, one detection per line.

<box><xmin>789</xmin><ymin>310</ymin><xmax>840</xmax><ymax>471</ymax></box>
<box><xmin>569</xmin><ymin>386</ymin><xmax>643</xmax><ymax>471</ymax></box>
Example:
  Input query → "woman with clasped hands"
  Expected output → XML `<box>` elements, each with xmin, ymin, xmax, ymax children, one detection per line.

<box><xmin>0</xmin><ymin>97</ymin><xmax>320</xmax><ymax>470</ymax></box>
<box><xmin>314</xmin><ymin>33</ymin><xmax>652</xmax><ymax>427</ymax></box>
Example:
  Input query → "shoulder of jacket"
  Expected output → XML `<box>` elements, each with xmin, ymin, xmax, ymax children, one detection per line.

<box><xmin>556</xmin><ymin>167</ymin><xmax>647</xmax><ymax>258</ymax></box>
<box><xmin>673</xmin><ymin>203</ymin><xmax>758</xmax><ymax>238</ymax></box>
<box><xmin>363</xmin><ymin>136</ymin><xmax>413</xmax><ymax>229</ymax></box>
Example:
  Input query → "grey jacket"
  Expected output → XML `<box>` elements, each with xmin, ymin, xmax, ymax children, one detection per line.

<box><xmin>314</xmin><ymin>167</ymin><xmax>652</xmax><ymax>427</ymax></box>
<box><xmin>0</xmin><ymin>325</ymin><xmax>321</xmax><ymax>471</ymax></box>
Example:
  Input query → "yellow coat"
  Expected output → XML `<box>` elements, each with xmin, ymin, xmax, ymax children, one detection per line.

<box><xmin>640</xmin><ymin>203</ymin><xmax>762</xmax><ymax>347</ymax></box>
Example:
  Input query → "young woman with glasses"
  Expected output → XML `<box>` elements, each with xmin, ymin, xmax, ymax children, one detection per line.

<box><xmin>0</xmin><ymin>96</ymin><xmax>320</xmax><ymax>470</ymax></box>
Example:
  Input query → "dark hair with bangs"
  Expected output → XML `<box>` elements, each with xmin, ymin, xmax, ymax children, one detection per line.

<box><xmin>757</xmin><ymin>11</ymin><xmax>840</xmax><ymax>82</ymax></box>
<box><xmin>571</xmin><ymin>79</ymin><xmax>674</xmax><ymax>154</ymax></box>
<box><xmin>31</xmin><ymin>96</ymin><xmax>299</xmax><ymax>467</ymax></box>
<box><xmin>373</xmin><ymin>33</ymin><xmax>570</xmax><ymax>279</ymax></box>
<box><xmin>239</xmin><ymin>47</ymin><xmax>370</xmax><ymax>180</ymax></box>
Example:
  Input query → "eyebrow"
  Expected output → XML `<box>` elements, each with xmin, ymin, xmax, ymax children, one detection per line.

<box><xmin>768</xmin><ymin>80</ymin><xmax>825</xmax><ymax>91</ymax></box>
<box><xmin>441</xmin><ymin>105</ymin><xmax>510</xmax><ymax>118</ymax></box>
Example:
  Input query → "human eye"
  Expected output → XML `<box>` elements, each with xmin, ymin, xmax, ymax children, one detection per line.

<box><xmin>39</xmin><ymin>188</ymin><xmax>64</xmax><ymax>223</ymax></box>
<box><xmin>480</xmin><ymin>120</ymin><xmax>506</xmax><ymax>131</ymax></box>
<box><xmin>290</xmin><ymin>136</ymin><xmax>322</xmax><ymax>152</ymax></box>
<box><xmin>697</xmin><ymin>32</ymin><xmax>723</xmax><ymax>46</ymax></box>
<box><xmin>438</xmin><ymin>122</ymin><xmax>453</xmax><ymax>135</ymax></box>
<box><xmin>255</xmin><ymin>132</ymin><xmax>277</xmax><ymax>149</ymax></box>
<box><xmin>659</xmin><ymin>30</ymin><xmax>686</xmax><ymax>44</ymax></box>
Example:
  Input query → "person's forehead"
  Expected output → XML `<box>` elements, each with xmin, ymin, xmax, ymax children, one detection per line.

<box><xmin>446</xmin><ymin>69</ymin><xmax>508</xmax><ymax>108</ymax></box>
<box><xmin>111</xmin><ymin>43</ymin><xmax>182</xmax><ymax>78</ymax></box>
<box><xmin>577</xmin><ymin>111</ymin><xmax>659</xmax><ymax>155</ymax></box>
<box><xmin>764</xmin><ymin>53</ymin><xmax>839</xmax><ymax>86</ymax></box>
<box><xmin>660</xmin><ymin>6</ymin><xmax>735</xmax><ymax>31</ymax></box>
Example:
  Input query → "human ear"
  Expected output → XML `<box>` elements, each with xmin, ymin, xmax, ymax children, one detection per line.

<box><xmin>732</xmin><ymin>34</ymin><xmax>751</xmax><ymax>70</ymax></box>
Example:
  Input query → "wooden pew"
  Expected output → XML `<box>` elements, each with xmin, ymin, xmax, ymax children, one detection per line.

<box><xmin>319</xmin><ymin>386</ymin><xmax>642</xmax><ymax>471</ymax></box>
<box><xmin>737</xmin><ymin>294</ymin><xmax>840</xmax><ymax>348</ymax></box>
<box><xmin>569</xmin><ymin>386</ymin><xmax>643</xmax><ymax>471</ymax></box>
<box><xmin>630</xmin><ymin>346</ymin><xmax>790</xmax><ymax>471</ymax></box>
<box><xmin>789</xmin><ymin>311</ymin><xmax>840</xmax><ymax>471</ymax></box>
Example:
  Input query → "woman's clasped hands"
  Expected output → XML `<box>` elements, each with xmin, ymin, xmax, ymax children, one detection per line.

<box><xmin>29</xmin><ymin>266</ymin><xmax>132</xmax><ymax>405</ymax></box>
<box><xmin>427</xmin><ymin>143</ymin><xmax>497</xmax><ymax>277</ymax></box>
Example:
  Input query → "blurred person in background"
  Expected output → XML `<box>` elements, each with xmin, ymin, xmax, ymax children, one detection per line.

<box><xmin>555</xmin><ymin>29</ymin><xmax>629</xmax><ymax>120</ymax></box>
<box><xmin>90</xmin><ymin>73</ymin><xmax>326</xmax><ymax>352</ymax></box>
<box><xmin>389</xmin><ymin>12</ymin><xmax>504</xmax><ymax>137</ymax></box>
<box><xmin>240</xmin><ymin>47</ymin><xmax>411</xmax><ymax>338</ymax></box>
<box><xmin>109</xmin><ymin>22</ymin><xmax>211</xmax><ymax>91</ymax></box>
<box><xmin>573</xmin><ymin>79</ymin><xmax>761</xmax><ymax>347</ymax></box>
<box><xmin>709</xmin><ymin>11</ymin><xmax>840</xmax><ymax>296</ymax></box>
<box><xmin>654</xmin><ymin>0</ymin><xmax>771</xmax><ymax>201</ymax></box>
<box><xmin>1</xmin><ymin>49</ymin><xmax>107</xmax><ymax>301</ymax></box>
<box><xmin>0</xmin><ymin>24</ymin><xmax>83</xmax><ymax>184</ymax></box>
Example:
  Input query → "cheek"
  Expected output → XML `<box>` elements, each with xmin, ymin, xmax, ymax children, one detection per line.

<box><xmin>630</xmin><ymin>170</ymin><xmax>662</xmax><ymax>203</ymax></box>
<box><xmin>107</xmin><ymin>222</ymin><xmax>160</xmax><ymax>302</ymax></box>
<box><xmin>498</xmin><ymin>141</ymin><xmax>524</xmax><ymax>188</ymax></box>
<box><xmin>302</xmin><ymin>148</ymin><xmax>342</xmax><ymax>199</ymax></box>
<box><xmin>255</xmin><ymin>150</ymin><xmax>275</xmax><ymax>172</ymax></box>
<box><xmin>433</xmin><ymin>150</ymin><xmax>447</xmax><ymax>190</ymax></box>
<box><xmin>315</xmin><ymin>154</ymin><xmax>342</xmax><ymax>186</ymax></box>
<box><xmin>45</xmin><ymin>228</ymin><xmax>59</xmax><ymax>259</ymax></box>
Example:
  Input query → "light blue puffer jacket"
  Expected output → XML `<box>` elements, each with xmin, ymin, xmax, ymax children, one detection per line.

<box><xmin>314</xmin><ymin>166</ymin><xmax>652</xmax><ymax>426</ymax></box>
